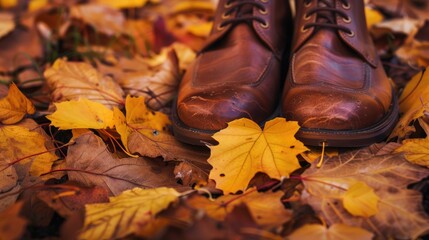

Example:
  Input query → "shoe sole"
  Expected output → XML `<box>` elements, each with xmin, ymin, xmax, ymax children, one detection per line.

<box><xmin>172</xmin><ymin>93</ymin><xmax>399</xmax><ymax>147</ymax></box>
<box><xmin>170</xmin><ymin>101</ymin><xmax>220</xmax><ymax>146</ymax></box>
<box><xmin>292</xmin><ymin>92</ymin><xmax>399</xmax><ymax>147</ymax></box>
<box><xmin>171</xmin><ymin>100</ymin><xmax>281</xmax><ymax>146</ymax></box>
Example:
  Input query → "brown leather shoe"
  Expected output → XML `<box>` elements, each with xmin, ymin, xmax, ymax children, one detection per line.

<box><xmin>172</xmin><ymin>0</ymin><xmax>292</xmax><ymax>145</ymax></box>
<box><xmin>281</xmin><ymin>0</ymin><xmax>398</xmax><ymax>147</ymax></box>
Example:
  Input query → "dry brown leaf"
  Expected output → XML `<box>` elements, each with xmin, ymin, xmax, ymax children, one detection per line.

<box><xmin>65</xmin><ymin>132</ymin><xmax>186</xmax><ymax>195</ymax></box>
<box><xmin>0</xmin><ymin>15</ymin><xmax>42</xmax><ymax>72</ymax></box>
<box><xmin>288</xmin><ymin>223</ymin><xmax>373</xmax><ymax>240</ymax></box>
<box><xmin>128</xmin><ymin>129</ymin><xmax>210</xmax><ymax>163</ymax></box>
<box><xmin>37</xmin><ymin>184</ymin><xmax>109</xmax><ymax>218</ymax></box>
<box><xmin>115</xmin><ymin>50</ymin><xmax>180</xmax><ymax>110</ymax></box>
<box><xmin>0</xmin><ymin>202</ymin><xmax>27</xmax><ymax>240</ymax></box>
<box><xmin>70</xmin><ymin>3</ymin><xmax>125</xmax><ymax>36</ymax></box>
<box><xmin>186</xmin><ymin>188</ymin><xmax>292</xmax><ymax>229</ymax></box>
<box><xmin>44</xmin><ymin>58</ymin><xmax>124</xmax><ymax>108</ymax></box>
<box><xmin>301</xmin><ymin>148</ymin><xmax>429</xmax><ymax>239</ymax></box>
<box><xmin>371</xmin><ymin>0</ymin><xmax>429</xmax><ymax>20</ymax></box>
<box><xmin>0</xmin><ymin>149</ymin><xmax>19</xmax><ymax>212</ymax></box>
<box><xmin>0</xmin><ymin>12</ymin><xmax>15</xmax><ymax>39</ymax></box>
<box><xmin>371</xmin><ymin>18</ymin><xmax>423</xmax><ymax>38</ymax></box>
<box><xmin>174</xmin><ymin>161</ymin><xmax>208</xmax><ymax>187</ymax></box>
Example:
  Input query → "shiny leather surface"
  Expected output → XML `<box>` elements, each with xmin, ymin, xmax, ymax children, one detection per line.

<box><xmin>282</xmin><ymin>0</ymin><xmax>393</xmax><ymax>131</ymax></box>
<box><xmin>177</xmin><ymin>0</ymin><xmax>291</xmax><ymax>131</ymax></box>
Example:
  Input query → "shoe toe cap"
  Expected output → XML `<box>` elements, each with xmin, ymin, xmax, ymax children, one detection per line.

<box><xmin>283</xmin><ymin>89</ymin><xmax>385</xmax><ymax>130</ymax></box>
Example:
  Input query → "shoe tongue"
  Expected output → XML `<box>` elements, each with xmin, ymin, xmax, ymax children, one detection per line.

<box><xmin>315</xmin><ymin>0</ymin><xmax>336</xmax><ymax>24</ymax></box>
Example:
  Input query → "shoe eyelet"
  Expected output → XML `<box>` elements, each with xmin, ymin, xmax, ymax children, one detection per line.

<box><xmin>259</xmin><ymin>8</ymin><xmax>268</xmax><ymax>15</ymax></box>
<box><xmin>303</xmin><ymin>13</ymin><xmax>311</xmax><ymax>20</ymax></box>
<box><xmin>260</xmin><ymin>21</ymin><xmax>269</xmax><ymax>28</ymax></box>
<box><xmin>342</xmin><ymin>2</ymin><xmax>351</xmax><ymax>9</ymax></box>
<box><xmin>301</xmin><ymin>26</ymin><xmax>309</xmax><ymax>33</ymax></box>
<box><xmin>342</xmin><ymin>16</ymin><xmax>351</xmax><ymax>23</ymax></box>
<box><xmin>217</xmin><ymin>24</ymin><xmax>225</xmax><ymax>31</ymax></box>
<box><xmin>346</xmin><ymin>30</ymin><xmax>355</xmax><ymax>37</ymax></box>
<box><xmin>304</xmin><ymin>1</ymin><xmax>312</xmax><ymax>7</ymax></box>
<box><xmin>260</xmin><ymin>0</ymin><xmax>269</xmax><ymax>3</ymax></box>
<box><xmin>222</xmin><ymin>12</ymin><xmax>231</xmax><ymax>19</ymax></box>
<box><xmin>224</xmin><ymin>1</ymin><xmax>232</xmax><ymax>8</ymax></box>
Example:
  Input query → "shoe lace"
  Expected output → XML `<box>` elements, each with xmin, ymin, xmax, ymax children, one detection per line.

<box><xmin>302</xmin><ymin>0</ymin><xmax>354</xmax><ymax>36</ymax></box>
<box><xmin>219</xmin><ymin>0</ymin><xmax>268</xmax><ymax>29</ymax></box>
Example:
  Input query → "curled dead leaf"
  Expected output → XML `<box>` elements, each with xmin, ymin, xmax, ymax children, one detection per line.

<box><xmin>65</xmin><ymin>132</ymin><xmax>185</xmax><ymax>195</ymax></box>
<box><xmin>117</xmin><ymin>50</ymin><xmax>180</xmax><ymax>110</ymax></box>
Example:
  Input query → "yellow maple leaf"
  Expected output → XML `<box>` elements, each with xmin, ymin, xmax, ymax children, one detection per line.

<box><xmin>114</xmin><ymin>95</ymin><xmax>170</xmax><ymax>151</ymax></box>
<box><xmin>390</xmin><ymin>68</ymin><xmax>429</xmax><ymax>139</ymax></box>
<box><xmin>94</xmin><ymin>0</ymin><xmax>155</xmax><ymax>9</ymax></box>
<box><xmin>47</xmin><ymin>98</ymin><xmax>114</xmax><ymax>130</ymax></box>
<box><xmin>80</xmin><ymin>187</ymin><xmax>179</xmax><ymax>240</ymax></box>
<box><xmin>365</xmin><ymin>7</ymin><xmax>384</xmax><ymax>29</ymax></box>
<box><xmin>395</xmin><ymin>137</ymin><xmax>429</xmax><ymax>167</ymax></box>
<box><xmin>288</xmin><ymin>224</ymin><xmax>373</xmax><ymax>240</ymax></box>
<box><xmin>0</xmin><ymin>125</ymin><xmax>57</xmax><ymax>176</ymax></box>
<box><xmin>343</xmin><ymin>182</ymin><xmax>380</xmax><ymax>217</ymax></box>
<box><xmin>0</xmin><ymin>83</ymin><xmax>35</xmax><ymax>125</ymax></box>
<box><xmin>208</xmin><ymin>118</ymin><xmax>308</xmax><ymax>194</ymax></box>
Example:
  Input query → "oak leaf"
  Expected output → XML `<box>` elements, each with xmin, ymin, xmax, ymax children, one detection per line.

<box><xmin>186</xmin><ymin>188</ymin><xmax>292</xmax><ymax>228</ymax></box>
<box><xmin>390</xmin><ymin>68</ymin><xmax>429</xmax><ymax>139</ymax></box>
<box><xmin>65</xmin><ymin>132</ymin><xmax>185</xmax><ymax>195</ymax></box>
<box><xmin>395</xmin><ymin>137</ymin><xmax>429</xmax><ymax>167</ymax></box>
<box><xmin>301</xmin><ymin>148</ymin><xmax>429</xmax><ymax>239</ymax></box>
<box><xmin>0</xmin><ymin>202</ymin><xmax>27</xmax><ymax>240</ymax></box>
<box><xmin>80</xmin><ymin>187</ymin><xmax>180</xmax><ymax>240</ymax></box>
<box><xmin>47</xmin><ymin>98</ymin><xmax>114</xmax><ymax>130</ymax></box>
<box><xmin>0</xmin><ymin>83</ymin><xmax>35</xmax><ymax>125</ymax></box>
<box><xmin>208</xmin><ymin>118</ymin><xmax>308</xmax><ymax>194</ymax></box>
<box><xmin>288</xmin><ymin>224</ymin><xmax>373</xmax><ymax>240</ymax></box>
<box><xmin>44</xmin><ymin>58</ymin><xmax>124</xmax><ymax>108</ymax></box>
<box><xmin>113</xmin><ymin>95</ymin><xmax>170</xmax><ymax>151</ymax></box>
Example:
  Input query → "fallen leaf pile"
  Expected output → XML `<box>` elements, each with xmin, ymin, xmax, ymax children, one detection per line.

<box><xmin>0</xmin><ymin>0</ymin><xmax>428</xmax><ymax>239</ymax></box>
